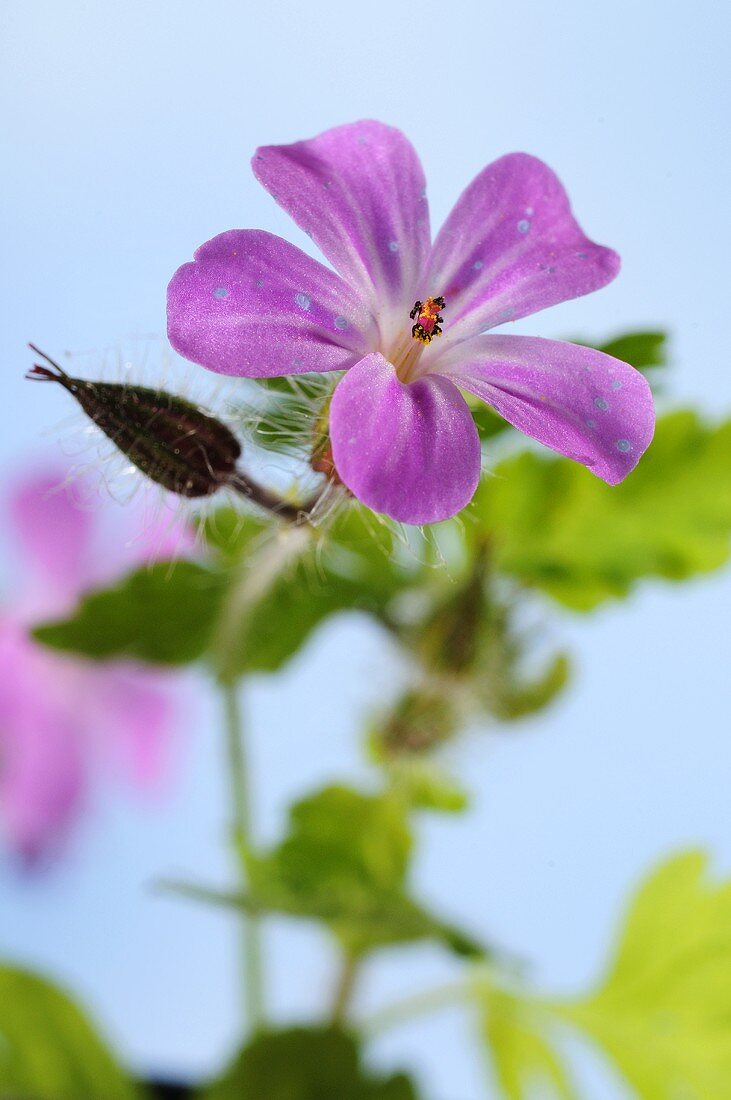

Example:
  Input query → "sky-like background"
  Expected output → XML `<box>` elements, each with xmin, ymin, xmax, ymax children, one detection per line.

<box><xmin>1</xmin><ymin>2</ymin><xmax>730</xmax><ymax>1096</ymax></box>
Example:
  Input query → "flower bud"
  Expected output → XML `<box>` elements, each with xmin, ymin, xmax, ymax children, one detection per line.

<box><xmin>27</xmin><ymin>346</ymin><xmax>241</xmax><ymax>498</ymax></box>
<box><xmin>374</xmin><ymin>689</ymin><xmax>457</xmax><ymax>758</ymax></box>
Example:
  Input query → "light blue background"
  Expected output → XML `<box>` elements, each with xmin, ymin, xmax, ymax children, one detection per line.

<box><xmin>2</xmin><ymin>2</ymin><xmax>730</xmax><ymax>1096</ymax></box>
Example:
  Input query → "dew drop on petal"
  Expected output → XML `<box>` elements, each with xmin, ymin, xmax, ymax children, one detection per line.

<box><xmin>586</xmin><ymin>418</ymin><xmax>597</xmax><ymax>429</ymax></box>
<box><xmin>293</xmin><ymin>357</ymin><xmax>304</xmax><ymax>368</ymax></box>
<box><xmin>616</xmin><ymin>439</ymin><xmax>631</xmax><ymax>452</ymax></box>
<box><xmin>594</xmin><ymin>397</ymin><xmax>609</xmax><ymax>411</ymax></box>
<box><xmin>334</xmin><ymin>316</ymin><xmax>349</xmax><ymax>331</ymax></box>
<box><xmin>611</xmin><ymin>380</ymin><xmax>623</xmax><ymax>390</ymax></box>
<box><xmin>255</xmin><ymin>278</ymin><xmax>265</xmax><ymax>288</ymax></box>
<box><xmin>473</xmin><ymin>260</ymin><xmax>484</xmax><ymax>270</ymax></box>
<box><xmin>295</xmin><ymin>292</ymin><xmax>311</xmax><ymax>310</ymax></box>
<box><xmin>525</xmin><ymin>206</ymin><xmax>534</xmax><ymax>216</ymax></box>
<box><xmin>577</xmin><ymin>251</ymin><xmax>588</xmax><ymax>260</ymax></box>
<box><xmin>517</xmin><ymin>219</ymin><xmax>531</xmax><ymax>234</ymax></box>
<box><xmin>213</xmin><ymin>287</ymin><xmax>229</xmax><ymax>299</ymax></box>
<box><xmin>388</xmin><ymin>240</ymin><xmax>400</xmax><ymax>253</ymax></box>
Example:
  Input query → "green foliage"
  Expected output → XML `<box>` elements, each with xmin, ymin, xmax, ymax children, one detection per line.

<box><xmin>247</xmin><ymin>785</ymin><xmax>482</xmax><ymax>957</ymax></box>
<box><xmin>32</xmin><ymin>561</ymin><xmax>224</xmax><ymax>665</ymax></box>
<box><xmin>214</xmin><ymin>504</ymin><xmax>414</xmax><ymax>677</ymax></box>
<box><xmin>0</xmin><ymin>964</ymin><xmax>138</xmax><ymax>1099</ymax></box>
<box><xmin>32</xmin><ymin>504</ymin><xmax>411</xmax><ymax>675</ymax></box>
<box><xmin>203</xmin><ymin>1026</ymin><xmax>418</xmax><ymax>1099</ymax></box>
<box><xmin>474</xmin><ymin>851</ymin><xmax>731</xmax><ymax>1099</ymax></box>
<box><xmin>478</xmin><ymin>987</ymin><xmax>575</xmax><ymax>1100</ymax></box>
<box><xmin>199</xmin><ymin>507</ymin><xmax>268</xmax><ymax>561</ymax></box>
<box><xmin>593</xmin><ymin>330</ymin><xmax>667</xmax><ymax>372</ymax></box>
<box><xmin>176</xmin><ymin>785</ymin><xmax>481</xmax><ymax>958</ymax></box>
<box><xmin>410</xmin><ymin>549</ymin><xmax>570</xmax><ymax>720</ymax></box>
<box><xmin>556</xmin><ymin>851</ymin><xmax>731</xmax><ymax>1098</ymax></box>
<box><xmin>473</xmin><ymin>411</ymin><xmax>731</xmax><ymax>609</ymax></box>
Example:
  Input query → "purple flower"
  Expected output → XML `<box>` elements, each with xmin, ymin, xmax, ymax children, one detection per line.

<box><xmin>0</xmin><ymin>465</ymin><xmax>189</xmax><ymax>865</ymax></box>
<box><xmin>167</xmin><ymin>121</ymin><xmax>655</xmax><ymax>525</ymax></box>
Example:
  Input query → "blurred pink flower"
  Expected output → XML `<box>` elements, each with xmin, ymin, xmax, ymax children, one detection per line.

<box><xmin>0</xmin><ymin>465</ymin><xmax>191</xmax><ymax>865</ymax></box>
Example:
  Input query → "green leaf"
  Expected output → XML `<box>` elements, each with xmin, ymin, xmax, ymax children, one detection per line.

<box><xmin>33</xmin><ymin>561</ymin><xmax>225</xmax><ymax>665</ymax></box>
<box><xmin>469</xmin><ymin>400</ymin><xmax>514</xmax><ymax>444</ymax></box>
<box><xmin>554</xmin><ymin>851</ymin><xmax>731</xmax><ymax>1099</ymax></box>
<box><xmin>199</xmin><ymin>507</ymin><xmax>268</xmax><ymax>560</ymax></box>
<box><xmin>243</xmin><ymin>785</ymin><xmax>482</xmax><ymax>957</ymax></box>
<box><xmin>0</xmin><ymin>964</ymin><xmax>138</xmax><ymax>1099</ymax></box>
<box><xmin>594</xmin><ymin>330</ymin><xmax>667</xmax><ymax>372</ymax></box>
<box><xmin>489</xmin><ymin>653</ymin><xmax>570</xmax><ymax>721</ymax></box>
<box><xmin>478</xmin><ymin>987</ymin><xmax>576</xmax><ymax>1100</ymax></box>
<box><xmin>203</xmin><ymin>1026</ymin><xmax>418</xmax><ymax>1099</ymax></box>
<box><xmin>224</xmin><ymin>505</ymin><xmax>415</xmax><ymax>676</ymax></box>
<box><xmin>473</xmin><ymin>411</ymin><xmax>731</xmax><ymax>609</ymax></box>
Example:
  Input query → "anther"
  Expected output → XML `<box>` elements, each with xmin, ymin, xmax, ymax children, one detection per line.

<box><xmin>409</xmin><ymin>296</ymin><xmax>446</xmax><ymax>344</ymax></box>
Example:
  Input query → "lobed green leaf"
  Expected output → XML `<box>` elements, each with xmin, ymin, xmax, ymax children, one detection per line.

<box><xmin>472</xmin><ymin>411</ymin><xmax>731</xmax><ymax>609</ymax></box>
<box><xmin>202</xmin><ymin>1026</ymin><xmax>418</xmax><ymax>1099</ymax></box>
<box><xmin>0</xmin><ymin>964</ymin><xmax>138</xmax><ymax>1099</ymax></box>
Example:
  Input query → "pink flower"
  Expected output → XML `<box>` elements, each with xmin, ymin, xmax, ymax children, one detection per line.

<box><xmin>167</xmin><ymin>121</ymin><xmax>655</xmax><ymax>525</ymax></box>
<box><xmin>0</xmin><ymin>466</ymin><xmax>188</xmax><ymax>865</ymax></box>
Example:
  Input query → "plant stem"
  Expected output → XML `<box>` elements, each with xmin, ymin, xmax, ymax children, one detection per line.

<box><xmin>361</xmin><ymin>980</ymin><xmax>469</xmax><ymax>1037</ymax></box>
<box><xmin>330</xmin><ymin>952</ymin><xmax>360</xmax><ymax>1026</ymax></box>
<box><xmin>221</xmin><ymin>678</ymin><xmax>264</xmax><ymax>1032</ymax></box>
<box><xmin>229</xmin><ymin>470</ymin><xmax>322</xmax><ymax>524</ymax></box>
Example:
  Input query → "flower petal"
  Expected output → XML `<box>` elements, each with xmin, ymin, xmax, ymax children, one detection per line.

<box><xmin>252</xmin><ymin>121</ymin><xmax>430</xmax><ymax>333</ymax></box>
<box><xmin>0</xmin><ymin>621</ymin><xmax>86</xmax><ymax>863</ymax></box>
<box><xmin>92</xmin><ymin>665</ymin><xmax>181</xmax><ymax>788</ymax></box>
<box><xmin>167</xmin><ymin>229</ymin><xmax>375</xmax><ymax>377</ymax></box>
<box><xmin>433</xmin><ymin>335</ymin><xmax>655</xmax><ymax>484</ymax></box>
<box><xmin>8</xmin><ymin>469</ymin><xmax>93</xmax><ymax>599</ymax></box>
<box><xmin>425</xmin><ymin>154</ymin><xmax>619</xmax><ymax>343</ymax></box>
<box><xmin>329</xmin><ymin>353</ymin><xmax>480</xmax><ymax>524</ymax></box>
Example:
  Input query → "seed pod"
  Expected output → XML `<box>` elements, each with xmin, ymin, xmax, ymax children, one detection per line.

<box><xmin>27</xmin><ymin>346</ymin><xmax>241</xmax><ymax>498</ymax></box>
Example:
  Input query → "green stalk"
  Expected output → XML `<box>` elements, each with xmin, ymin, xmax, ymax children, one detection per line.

<box><xmin>330</xmin><ymin>952</ymin><xmax>360</xmax><ymax>1026</ymax></box>
<box><xmin>221</xmin><ymin>678</ymin><xmax>264</xmax><ymax>1032</ymax></box>
<box><xmin>212</xmin><ymin>526</ymin><xmax>311</xmax><ymax>1033</ymax></box>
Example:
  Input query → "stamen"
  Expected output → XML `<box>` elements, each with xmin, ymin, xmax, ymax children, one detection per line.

<box><xmin>409</xmin><ymin>296</ymin><xmax>446</xmax><ymax>345</ymax></box>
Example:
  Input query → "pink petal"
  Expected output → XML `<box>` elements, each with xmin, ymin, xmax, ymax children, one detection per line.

<box><xmin>432</xmin><ymin>335</ymin><xmax>655</xmax><ymax>484</ymax></box>
<box><xmin>8</xmin><ymin>469</ymin><xmax>93</xmax><ymax>601</ymax></box>
<box><xmin>167</xmin><ymin>229</ymin><xmax>376</xmax><ymax>377</ymax></box>
<box><xmin>425</xmin><ymin>154</ymin><xmax>619</xmax><ymax>343</ymax></box>
<box><xmin>329</xmin><ymin>353</ymin><xmax>480</xmax><ymax>524</ymax></box>
<box><xmin>253</xmin><ymin>121</ymin><xmax>430</xmax><ymax>341</ymax></box>
<box><xmin>91</xmin><ymin>665</ymin><xmax>182</xmax><ymax>789</ymax></box>
<box><xmin>0</xmin><ymin>621</ymin><xmax>87</xmax><ymax>864</ymax></box>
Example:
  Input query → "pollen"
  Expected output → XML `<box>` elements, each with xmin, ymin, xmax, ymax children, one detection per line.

<box><xmin>409</xmin><ymin>296</ymin><xmax>446</xmax><ymax>344</ymax></box>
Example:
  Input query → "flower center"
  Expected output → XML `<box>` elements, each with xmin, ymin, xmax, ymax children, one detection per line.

<box><xmin>390</xmin><ymin>296</ymin><xmax>446</xmax><ymax>383</ymax></box>
<box><xmin>410</xmin><ymin>296</ymin><xmax>446</xmax><ymax>344</ymax></box>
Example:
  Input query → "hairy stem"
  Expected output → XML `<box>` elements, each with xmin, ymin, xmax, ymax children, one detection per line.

<box><xmin>229</xmin><ymin>470</ymin><xmax>322</xmax><ymax>524</ymax></box>
<box><xmin>212</xmin><ymin>527</ymin><xmax>313</xmax><ymax>1033</ymax></box>
<box><xmin>221</xmin><ymin>678</ymin><xmax>264</xmax><ymax>1032</ymax></box>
